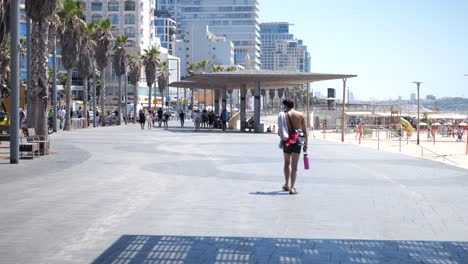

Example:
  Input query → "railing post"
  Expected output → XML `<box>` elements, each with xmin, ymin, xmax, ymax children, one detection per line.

<box><xmin>399</xmin><ymin>133</ymin><xmax>402</xmax><ymax>152</ymax></box>
<box><xmin>378</xmin><ymin>127</ymin><xmax>380</xmax><ymax>150</ymax></box>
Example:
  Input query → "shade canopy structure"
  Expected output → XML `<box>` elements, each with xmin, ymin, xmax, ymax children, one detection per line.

<box><xmin>169</xmin><ymin>70</ymin><xmax>357</xmax><ymax>90</ymax></box>
<box><xmin>169</xmin><ymin>70</ymin><xmax>357</xmax><ymax>133</ymax></box>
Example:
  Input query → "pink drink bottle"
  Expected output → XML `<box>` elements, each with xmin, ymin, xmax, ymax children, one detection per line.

<box><xmin>303</xmin><ymin>152</ymin><xmax>309</xmax><ymax>170</ymax></box>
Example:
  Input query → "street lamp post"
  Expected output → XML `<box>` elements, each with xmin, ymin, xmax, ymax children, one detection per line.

<box><xmin>465</xmin><ymin>75</ymin><xmax>468</xmax><ymax>154</ymax></box>
<box><xmin>413</xmin><ymin>82</ymin><xmax>422</xmax><ymax>145</ymax></box>
<box><xmin>9</xmin><ymin>0</ymin><xmax>20</xmax><ymax>163</ymax></box>
<box><xmin>341</xmin><ymin>78</ymin><xmax>347</xmax><ymax>142</ymax></box>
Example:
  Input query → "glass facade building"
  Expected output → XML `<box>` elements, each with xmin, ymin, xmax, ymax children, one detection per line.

<box><xmin>156</xmin><ymin>0</ymin><xmax>260</xmax><ymax>69</ymax></box>
<box><xmin>260</xmin><ymin>22</ymin><xmax>310</xmax><ymax>72</ymax></box>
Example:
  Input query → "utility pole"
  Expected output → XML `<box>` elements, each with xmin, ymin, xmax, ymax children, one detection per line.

<box><xmin>26</xmin><ymin>17</ymin><xmax>32</xmax><ymax>127</ymax></box>
<box><xmin>52</xmin><ymin>34</ymin><xmax>57</xmax><ymax>132</ymax></box>
<box><xmin>341</xmin><ymin>79</ymin><xmax>347</xmax><ymax>142</ymax></box>
<box><xmin>10</xmin><ymin>0</ymin><xmax>20</xmax><ymax>163</ymax></box>
<box><xmin>413</xmin><ymin>82</ymin><xmax>423</xmax><ymax>145</ymax></box>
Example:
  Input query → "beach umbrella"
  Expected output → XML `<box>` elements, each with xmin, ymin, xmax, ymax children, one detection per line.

<box><xmin>432</xmin><ymin>122</ymin><xmax>441</xmax><ymax>126</ymax></box>
<box><xmin>419</xmin><ymin>122</ymin><xmax>427</xmax><ymax>126</ymax></box>
<box><xmin>458</xmin><ymin>122</ymin><xmax>467</xmax><ymax>126</ymax></box>
<box><xmin>445</xmin><ymin>122</ymin><xmax>453</xmax><ymax>125</ymax></box>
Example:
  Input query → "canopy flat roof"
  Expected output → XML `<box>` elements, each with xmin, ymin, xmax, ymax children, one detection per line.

<box><xmin>169</xmin><ymin>70</ymin><xmax>357</xmax><ymax>90</ymax></box>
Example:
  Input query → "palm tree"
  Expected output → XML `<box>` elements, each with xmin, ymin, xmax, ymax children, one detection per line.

<box><xmin>197</xmin><ymin>60</ymin><xmax>211</xmax><ymax>108</ymax></box>
<box><xmin>78</xmin><ymin>23</ymin><xmax>96</xmax><ymax>128</ymax></box>
<box><xmin>25</xmin><ymin>0</ymin><xmax>59</xmax><ymax>135</ymax></box>
<box><xmin>0</xmin><ymin>40</ymin><xmax>10</xmax><ymax>100</ymax></box>
<box><xmin>0</xmin><ymin>0</ymin><xmax>10</xmax><ymax>48</ymax></box>
<box><xmin>112</xmin><ymin>35</ymin><xmax>127</xmax><ymax>125</ymax></box>
<box><xmin>186</xmin><ymin>63</ymin><xmax>198</xmax><ymax>110</ymax></box>
<box><xmin>141</xmin><ymin>47</ymin><xmax>160</xmax><ymax>109</ymax></box>
<box><xmin>268</xmin><ymin>89</ymin><xmax>275</xmax><ymax>110</ymax></box>
<box><xmin>127</xmin><ymin>55</ymin><xmax>141</xmax><ymax>123</ymax></box>
<box><xmin>92</xmin><ymin>18</ymin><xmax>112</xmax><ymax>126</ymax></box>
<box><xmin>187</xmin><ymin>63</ymin><xmax>197</xmax><ymax>77</ymax></box>
<box><xmin>211</xmin><ymin>65</ymin><xmax>224</xmax><ymax>73</ymax></box>
<box><xmin>197</xmin><ymin>60</ymin><xmax>211</xmax><ymax>73</ymax></box>
<box><xmin>157</xmin><ymin>61</ymin><xmax>169</xmax><ymax>107</ymax></box>
<box><xmin>57</xmin><ymin>0</ymin><xmax>85</xmax><ymax>131</ymax></box>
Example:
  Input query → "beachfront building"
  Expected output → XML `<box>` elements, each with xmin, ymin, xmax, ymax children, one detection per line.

<box><xmin>260</xmin><ymin>22</ymin><xmax>312</xmax><ymax>100</ymax></box>
<box><xmin>82</xmin><ymin>0</ymin><xmax>156</xmax><ymax>108</ymax></box>
<box><xmin>174</xmin><ymin>0</ymin><xmax>261</xmax><ymax>69</ymax></box>
<box><xmin>174</xmin><ymin>23</ymin><xmax>234</xmax><ymax>77</ymax></box>
<box><xmin>154</xmin><ymin>10</ymin><xmax>176</xmax><ymax>55</ymax></box>
<box><xmin>260</xmin><ymin>22</ymin><xmax>311</xmax><ymax>72</ymax></box>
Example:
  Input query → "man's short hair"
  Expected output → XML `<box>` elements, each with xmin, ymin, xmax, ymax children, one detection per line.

<box><xmin>282</xmin><ymin>99</ymin><xmax>294</xmax><ymax>109</ymax></box>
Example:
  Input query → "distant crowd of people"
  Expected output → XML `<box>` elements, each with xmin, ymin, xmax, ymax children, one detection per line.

<box><xmin>137</xmin><ymin>108</ymin><xmax>232</xmax><ymax>132</ymax></box>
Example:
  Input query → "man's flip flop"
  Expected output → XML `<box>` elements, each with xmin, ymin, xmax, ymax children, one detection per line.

<box><xmin>289</xmin><ymin>188</ymin><xmax>298</xmax><ymax>195</ymax></box>
<box><xmin>282</xmin><ymin>186</ymin><xmax>289</xmax><ymax>191</ymax></box>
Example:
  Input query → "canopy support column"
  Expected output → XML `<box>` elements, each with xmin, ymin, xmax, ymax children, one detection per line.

<box><xmin>254</xmin><ymin>80</ymin><xmax>261</xmax><ymax>133</ymax></box>
<box><xmin>240</xmin><ymin>84</ymin><xmax>246</xmax><ymax>132</ymax></box>
<box><xmin>221</xmin><ymin>87</ymin><xmax>227</xmax><ymax>112</ymax></box>
<box><xmin>214</xmin><ymin>89</ymin><xmax>220</xmax><ymax>114</ymax></box>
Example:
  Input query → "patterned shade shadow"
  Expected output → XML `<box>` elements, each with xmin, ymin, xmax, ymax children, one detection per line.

<box><xmin>92</xmin><ymin>235</ymin><xmax>468</xmax><ymax>264</ymax></box>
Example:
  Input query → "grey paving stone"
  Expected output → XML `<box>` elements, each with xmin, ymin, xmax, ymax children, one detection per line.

<box><xmin>0</xmin><ymin>124</ymin><xmax>467</xmax><ymax>263</ymax></box>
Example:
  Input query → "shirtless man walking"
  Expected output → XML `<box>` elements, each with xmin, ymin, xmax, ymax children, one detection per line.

<box><xmin>277</xmin><ymin>99</ymin><xmax>308</xmax><ymax>194</ymax></box>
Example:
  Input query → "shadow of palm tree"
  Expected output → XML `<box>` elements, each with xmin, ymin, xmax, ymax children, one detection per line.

<box><xmin>92</xmin><ymin>235</ymin><xmax>468</xmax><ymax>264</ymax></box>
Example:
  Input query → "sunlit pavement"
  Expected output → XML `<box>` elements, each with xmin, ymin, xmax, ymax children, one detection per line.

<box><xmin>1</xmin><ymin>123</ymin><xmax>467</xmax><ymax>263</ymax></box>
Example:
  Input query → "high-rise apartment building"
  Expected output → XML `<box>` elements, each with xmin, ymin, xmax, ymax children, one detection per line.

<box><xmin>260</xmin><ymin>22</ymin><xmax>293</xmax><ymax>70</ymax></box>
<box><xmin>82</xmin><ymin>0</ymin><xmax>156</xmax><ymax>107</ymax></box>
<box><xmin>260</xmin><ymin>22</ymin><xmax>310</xmax><ymax>73</ymax></box>
<box><xmin>154</xmin><ymin>10</ymin><xmax>176</xmax><ymax>54</ymax></box>
<box><xmin>170</xmin><ymin>0</ymin><xmax>260</xmax><ymax>70</ymax></box>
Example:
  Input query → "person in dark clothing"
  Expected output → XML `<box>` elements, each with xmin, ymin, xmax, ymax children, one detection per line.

<box><xmin>138</xmin><ymin>110</ymin><xmax>146</xmax><ymax>130</ymax></box>
<box><xmin>179</xmin><ymin>111</ymin><xmax>185</xmax><ymax>127</ymax></box>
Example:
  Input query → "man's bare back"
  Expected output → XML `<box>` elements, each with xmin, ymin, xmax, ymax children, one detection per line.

<box><xmin>286</xmin><ymin>110</ymin><xmax>307</xmax><ymax>136</ymax></box>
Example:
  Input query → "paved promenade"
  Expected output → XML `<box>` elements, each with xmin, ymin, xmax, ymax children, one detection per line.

<box><xmin>1</xmin><ymin>123</ymin><xmax>468</xmax><ymax>263</ymax></box>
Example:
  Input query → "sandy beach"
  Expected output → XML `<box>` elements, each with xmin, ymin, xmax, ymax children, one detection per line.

<box><xmin>262</xmin><ymin>114</ymin><xmax>468</xmax><ymax>170</ymax></box>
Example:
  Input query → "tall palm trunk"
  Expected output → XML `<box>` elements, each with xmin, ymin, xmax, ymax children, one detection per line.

<box><xmin>133</xmin><ymin>84</ymin><xmax>138</xmax><ymax>123</ymax></box>
<box><xmin>100</xmin><ymin>69</ymin><xmax>106</xmax><ymax>126</ymax></box>
<box><xmin>82</xmin><ymin>76</ymin><xmax>88</xmax><ymax>128</ymax></box>
<box><xmin>117</xmin><ymin>75</ymin><xmax>122</xmax><ymax>125</ymax></box>
<box><xmin>30</xmin><ymin>19</ymin><xmax>49</xmax><ymax>136</ymax></box>
<box><xmin>148</xmin><ymin>84</ymin><xmax>152</xmax><ymax>109</ymax></box>
<box><xmin>63</xmin><ymin>68</ymin><xmax>72</xmax><ymax>130</ymax></box>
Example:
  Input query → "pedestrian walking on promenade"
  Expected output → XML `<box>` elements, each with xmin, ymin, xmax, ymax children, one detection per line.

<box><xmin>138</xmin><ymin>110</ymin><xmax>145</xmax><ymax>130</ymax></box>
<box><xmin>277</xmin><ymin>99</ymin><xmax>308</xmax><ymax>195</ymax></box>
<box><xmin>179</xmin><ymin>111</ymin><xmax>185</xmax><ymax>127</ymax></box>
<box><xmin>220</xmin><ymin>109</ymin><xmax>228</xmax><ymax>131</ymax></box>
<box><xmin>146</xmin><ymin>110</ymin><xmax>152</xmax><ymax>130</ymax></box>
<box><xmin>163</xmin><ymin>110</ymin><xmax>170</xmax><ymax>130</ymax></box>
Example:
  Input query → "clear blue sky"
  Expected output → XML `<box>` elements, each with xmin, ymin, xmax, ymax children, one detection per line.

<box><xmin>260</xmin><ymin>0</ymin><xmax>468</xmax><ymax>100</ymax></box>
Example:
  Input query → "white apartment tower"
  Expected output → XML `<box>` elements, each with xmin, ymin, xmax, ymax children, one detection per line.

<box><xmin>82</xmin><ymin>0</ymin><xmax>156</xmax><ymax>107</ymax></box>
<box><xmin>174</xmin><ymin>23</ymin><xmax>234</xmax><ymax>77</ymax></box>
<box><xmin>168</xmin><ymin>0</ymin><xmax>260</xmax><ymax>70</ymax></box>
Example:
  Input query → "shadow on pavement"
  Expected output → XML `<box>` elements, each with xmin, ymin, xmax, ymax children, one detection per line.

<box><xmin>249</xmin><ymin>191</ymin><xmax>289</xmax><ymax>196</ymax></box>
<box><xmin>92</xmin><ymin>235</ymin><xmax>467</xmax><ymax>264</ymax></box>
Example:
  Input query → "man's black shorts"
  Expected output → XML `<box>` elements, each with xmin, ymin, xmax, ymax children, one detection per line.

<box><xmin>283</xmin><ymin>141</ymin><xmax>301</xmax><ymax>154</ymax></box>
